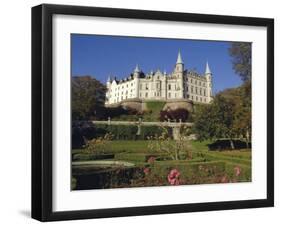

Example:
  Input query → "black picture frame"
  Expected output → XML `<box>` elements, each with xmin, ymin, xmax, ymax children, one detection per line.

<box><xmin>32</xmin><ymin>3</ymin><xmax>274</xmax><ymax>222</ymax></box>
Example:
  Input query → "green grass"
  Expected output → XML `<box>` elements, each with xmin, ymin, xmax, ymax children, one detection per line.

<box><xmin>190</xmin><ymin>140</ymin><xmax>211</xmax><ymax>152</ymax></box>
<box><xmin>146</xmin><ymin>101</ymin><xmax>166</xmax><ymax>112</ymax></box>
<box><xmin>142</xmin><ymin>101</ymin><xmax>166</xmax><ymax>121</ymax></box>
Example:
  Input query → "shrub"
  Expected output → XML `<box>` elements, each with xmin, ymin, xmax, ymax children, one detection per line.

<box><xmin>139</xmin><ymin>126</ymin><xmax>172</xmax><ymax>140</ymax></box>
<box><xmin>152</xmin><ymin>161</ymin><xmax>226</xmax><ymax>182</ymax></box>
<box><xmin>203</xmin><ymin>152</ymin><xmax>251</xmax><ymax>165</ymax></box>
<box><xmin>73</xmin><ymin>153</ymin><xmax>114</xmax><ymax>161</ymax></box>
<box><xmin>160</xmin><ymin>108</ymin><xmax>189</xmax><ymax>122</ymax></box>
<box><xmin>115</xmin><ymin>153</ymin><xmax>169</xmax><ymax>163</ymax></box>
<box><xmin>224</xmin><ymin>163</ymin><xmax>251</xmax><ymax>182</ymax></box>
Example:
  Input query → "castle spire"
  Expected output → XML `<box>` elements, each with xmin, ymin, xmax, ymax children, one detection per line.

<box><xmin>205</xmin><ymin>61</ymin><xmax>211</xmax><ymax>74</ymax></box>
<box><xmin>107</xmin><ymin>75</ymin><xmax>111</xmax><ymax>83</ymax></box>
<box><xmin>176</xmin><ymin>50</ymin><xmax>183</xmax><ymax>64</ymax></box>
<box><xmin>134</xmin><ymin>64</ymin><xmax>140</xmax><ymax>73</ymax></box>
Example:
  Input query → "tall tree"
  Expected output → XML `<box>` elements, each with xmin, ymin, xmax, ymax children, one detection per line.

<box><xmin>72</xmin><ymin>76</ymin><xmax>106</xmax><ymax>120</ymax></box>
<box><xmin>192</xmin><ymin>95</ymin><xmax>237</xmax><ymax>149</ymax></box>
<box><xmin>229</xmin><ymin>43</ymin><xmax>252</xmax><ymax>82</ymax></box>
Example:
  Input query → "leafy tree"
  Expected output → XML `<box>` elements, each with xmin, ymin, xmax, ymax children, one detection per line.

<box><xmin>193</xmin><ymin>84</ymin><xmax>252</xmax><ymax>149</ymax></box>
<box><xmin>229</xmin><ymin>43</ymin><xmax>252</xmax><ymax>82</ymax></box>
<box><xmin>192</xmin><ymin>95</ymin><xmax>237</xmax><ymax>149</ymax></box>
<box><xmin>72</xmin><ymin>76</ymin><xmax>106</xmax><ymax>120</ymax></box>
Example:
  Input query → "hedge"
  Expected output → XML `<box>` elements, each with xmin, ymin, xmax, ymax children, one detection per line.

<box><xmin>72</xmin><ymin>166</ymin><xmax>143</xmax><ymax>190</ymax></box>
<box><xmin>225</xmin><ymin>162</ymin><xmax>252</xmax><ymax>182</ymax></box>
<box><xmin>73</xmin><ymin>153</ymin><xmax>114</xmax><ymax>161</ymax></box>
<box><xmin>203</xmin><ymin>152</ymin><xmax>251</xmax><ymax>166</ymax></box>
<box><xmin>72</xmin><ymin>122</ymin><xmax>173</xmax><ymax>148</ymax></box>
<box><xmin>115</xmin><ymin>152</ymin><xmax>169</xmax><ymax>163</ymax></box>
<box><xmin>151</xmin><ymin>161</ymin><xmax>226</xmax><ymax>182</ymax></box>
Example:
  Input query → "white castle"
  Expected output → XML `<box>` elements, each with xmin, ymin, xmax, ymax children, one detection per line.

<box><xmin>105</xmin><ymin>51</ymin><xmax>213</xmax><ymax>105</ymax></box>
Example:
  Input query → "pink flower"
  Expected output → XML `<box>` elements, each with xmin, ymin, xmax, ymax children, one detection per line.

<box><xmin>167</xmin><ymin>169</ymin><xmax>180</xmax><ymax>185</ymax></box>
<box><xmin>234</xmin><ymin>166</ymin><xmax>242</xmax><ymax>177</ymax></box>
<box><xmin>143</xmin><ymin>167</ymin><xmax>150</xmax><ymax>175</ymax></box>
<box><xmin>147</xmin><ymin>156</ymin><xmax>156</xmax><ymax>164</ymax></box>
<box><xmin>221</xmin><ymin>175</ymin><xmax>228</xmax><ymax>183</ymax></box>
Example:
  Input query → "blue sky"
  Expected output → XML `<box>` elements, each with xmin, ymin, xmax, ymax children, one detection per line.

<box><xmin>71</xmin><ymin>34</ymin><xmax>243</xmax><ymax>93</ymax></box>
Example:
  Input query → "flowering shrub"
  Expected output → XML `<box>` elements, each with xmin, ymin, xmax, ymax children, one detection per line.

<box><xmin>167</xmin><ymin>169</ymin><xmax>181</xmax><ymax>185</ymax></box>
<box><xmin>147</xmin><ymin>156</ymin><xmax>156</xmax><ymax>164</ymax></box>
<box><xmin>147</xmin><ymin>125</ymin><xmax>191</xmax><ymax>160</ymax></box>
<box><xmin>143</xmin><ymin>167</ymin><xmax>150</xmax><ymax>175</ymax></box>
<box><xmin>234</xmin><ymin>166</ymin><xmax>241</xmax><ymax>176</ymax></box>
<box><xmin>221</xmin><ymin>175</ymin><xmax>228</xmax><ymax>183</ymax></box>
<box><xmin>82</xmin><ymin>133</ymin><xmax>113</xmax><ymax>154</ymax></box>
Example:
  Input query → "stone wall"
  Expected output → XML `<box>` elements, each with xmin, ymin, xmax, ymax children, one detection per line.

<box><xmin>106</xmin><ymin>98</ymin><xmax>193</xmax><ymax>113</ymax></box>
<box><xmin>163</xmin><ymin>99</ymin><xmax>193</xmax><ymax>112</ymax></box>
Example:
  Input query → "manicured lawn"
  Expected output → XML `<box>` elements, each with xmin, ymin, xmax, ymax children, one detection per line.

<box><xmin>72</xmin><ymin>139</ymin><xmax>252</xmax><ymax>189</ymax></box>
<box><xmin>73</xmin><ymin>140</ymin><xmax>251</xmax><ymax>163</ymax></box>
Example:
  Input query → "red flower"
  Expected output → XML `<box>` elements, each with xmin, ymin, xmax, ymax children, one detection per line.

<box><xmin>147</xmin><ymin>156</ymin><xmax>156</xmax><ymax>164</ymax></box>
<box><xmin>234</xmin><ymin>166</ymin><xmax>241</xmax><ymax>177</ymax></box>
<box><xmin>167</xmin><ymin>169</ymin><xmax>180</xmax><ymax>185</ymax></box>
<box><xmin>143</xmin><ymin>167</ymin><xmax>150</xmax><ymax>175</ymax></box>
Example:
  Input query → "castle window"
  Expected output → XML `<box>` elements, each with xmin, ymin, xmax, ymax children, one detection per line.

<box><xmin>196</xmin><ymin>96</ymin><xmax>198</xmax><ymax>101</ymax></box>
<box><xmin>168</xmin><ymin>93</ymin><xmax>171</xmax><ymax>98</ymax></box>
<box><xmin>168</xmin><ymin>84</ymin><xmax>171</xmax><ymax>90</ymax></box>
<box><xmin>191</xmin><ymin>86</ymin><xmax>193</xmax><ymax>93</ymax></box>
<box><xmin>191</xmin><ymin>79</ymin><xmax>193</xmax><ymax>83</ymax></box>
<box><xmin>200</xmin><ymin>88</ymin><xmax>202</xmax><ymax>95</ymax></box>
<box><xmin>199</xmin><ymin>81</ymin><xmax>201</xmax><ymax>86</ymax></box>
<box><xmin>145</xmin><ymin>92</ymin><xmax>148</xmax><ymax>97</ymax></box>
<box><xmin>200</xmin><ymin>97</ymin><xmax>202</xmax><ymax>102</ymax></box>
<box><xmin>195</xmin><ymin>80</ymin><xmax>197</xmax><ymax>85</ymax></box>
<box><xmin>191</xmin><ymin>96</ymin><xmax>193</xmax><ymax>100</ymax></box>
<box><xmin>204</xmin><ymin>89</ymin><xmax>206</xmax><ymax>96</ymax></box>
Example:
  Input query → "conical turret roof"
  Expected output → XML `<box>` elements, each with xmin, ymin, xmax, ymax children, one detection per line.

<box><xmin>205</xmin><ymin>61</ymin><xmax>211</xmax><ymax>74</ymax></box>
<box><xmin>176</xmin><ymin>50</ymin><xmax>183</xmax><ymax>64</ymax></box>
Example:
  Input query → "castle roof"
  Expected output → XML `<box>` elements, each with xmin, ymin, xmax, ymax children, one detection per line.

<box><xmin>205</xmin><ymin>61</ymin><xmax>212</xmax><ymax>74</ymax></box>
<box><xmin>176</xmin><ymin>50</ymin><xmax>183</xmax><ymax>64</ymax></box>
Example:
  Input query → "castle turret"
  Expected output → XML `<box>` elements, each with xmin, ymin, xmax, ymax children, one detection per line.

<box><xmin>133</xmin><ymin>64</ymin><xmax>140</xmax><ymax>98</ymax></box>
<box><xmin>105</xmin><ymin>75</ymin><xmax>111</xmax><ymax>104</ymax></box>
<box><xmin>175</xmin><ymin>51</ymin><xmax>184</xmax><ymax>73</ymax></box>
<box><xmin>205</xmin><ymin>61</ymin><xmax>213</xmax><ymax>102</ymax></box>
<box><xmin>133</xmin><ymin>64</ymin><xmax>141</xmax><ymax>78</ymax></box>
<box><xmin>174</xmin><ymin>50</ymin><xmax>184</xmax><ymax>98</ymax></box>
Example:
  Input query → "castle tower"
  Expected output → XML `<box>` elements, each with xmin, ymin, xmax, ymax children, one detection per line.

<box><xmin>174</xmin><ymin>51</ymin><xmax>184</xmax><ymax>98</ymax></box>
<box><xmin>133</xmin><ymin>64</ymin><xmax>140</xmax><ymax>98</ymax></box>
<box><xmin>133</xmin><ymin>64</ymin><xmax>140</xmax><ymax>78</ymax></box>
<box><xmin>205</xmin><ymin>61</ymin><xmax>213</xmax><ymax>102</ymax></box>
<box><xmin>106</xmin><ymin>75</ymin><xmax>111</xmax><ymax>104</ymax></box>
<box><xmin>175</xmin><ymin>51</ymin><xmax>184</xmax><ymax>74</ymax></box>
